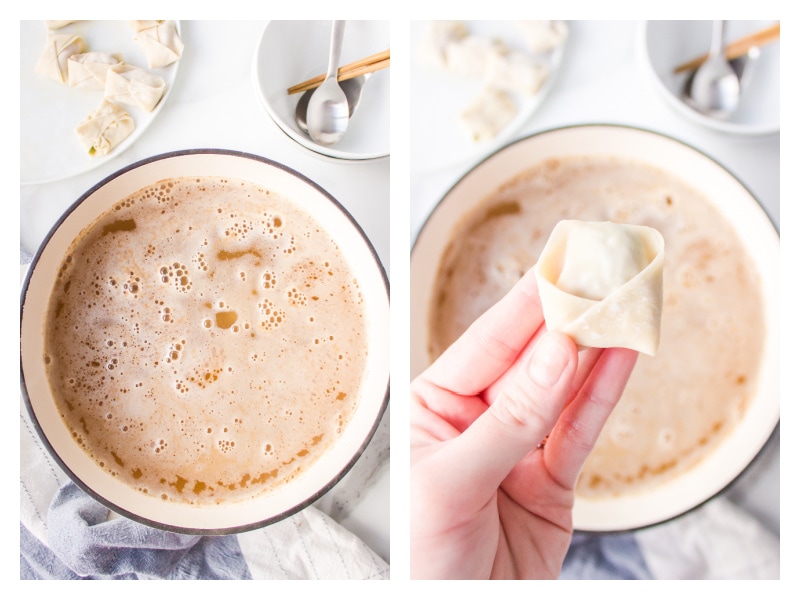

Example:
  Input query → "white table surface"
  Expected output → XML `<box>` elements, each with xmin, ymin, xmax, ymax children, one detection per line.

<box><xmin>19</xmin><ymin>20</ymin><xmax>390</xmax><ymax>563</ymax></box>
<box><xmin>410</xmin><ymin>20</ymin><xmax>780</xmax><ymax>537</ymax></box>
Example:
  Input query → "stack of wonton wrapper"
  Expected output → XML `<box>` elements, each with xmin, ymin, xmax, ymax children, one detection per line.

<box><xmin>33</xmin><ymin>20</ymin><xmax>183</xmax><ymax>156</ymax></box>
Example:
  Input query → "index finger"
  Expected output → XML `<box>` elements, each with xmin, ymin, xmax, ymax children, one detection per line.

<box><xmin>544</xmin><ymin>346</ymin><xmax>639</xmax><ymax>489</ymax></box>
<box><xmin>421</xmin><ymin>267</ymin><xmax>545</xmax><ymax>396</ymax></box>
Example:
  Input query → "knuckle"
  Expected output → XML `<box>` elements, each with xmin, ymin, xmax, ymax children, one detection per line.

<box><xmin>491</xmin><ymin>379</ymin><xmax>552</xmax><ymax>436</ymax></box>
<box><xmin>557</xmin><ymin>416</ymin><xmax>595</xmax><ymax>455</ymax></box>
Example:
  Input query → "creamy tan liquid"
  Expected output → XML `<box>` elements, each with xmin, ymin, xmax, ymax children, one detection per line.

<box><xmin>45</xmin><ymin>176</ymin><xmax>368</xmax><ymax>505</ymax></box>
<box><xmin>429</xmin><ymin>156</ymin><xmax>765</xmax><ymax>498</ymax></box>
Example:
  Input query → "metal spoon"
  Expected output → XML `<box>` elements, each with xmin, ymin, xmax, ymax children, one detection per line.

<box><xmin>682</xmin><ymin>45</ymin><xmax>759</xmax><ymax>116</ymax></box>
<box><xmin>306</xmin><ymin>20</ymin><xmax>349</xmax><ymax>145</ymax></box>
<box><xmin>296</xmin><ymin>73</ymin><xmax>370</xmax><ymax>135</ymax></box>
<box><xmin>687</xmin><ymin>20</ymin><xmax>741</xmax><ymax>119</ymax></box>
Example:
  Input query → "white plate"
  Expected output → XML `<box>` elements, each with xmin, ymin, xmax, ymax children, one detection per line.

<box><xmin>253</xmin><ymin>20</ymin><xmax>389</xmax><ymax>162</ymax></box>
<box><xmin>20</xmin><ymin>20</ymin><xmax>182</xmax><ymax>185</ymax></box>
<box><xmin>411</xmin><ymin>20</ymin><xmax>566</xmax><ymax>175</ymax></box>
<box><xmin>638</xmin><ymin>20</ymin><xmax>780</xmax><ymax>136</ymax></box>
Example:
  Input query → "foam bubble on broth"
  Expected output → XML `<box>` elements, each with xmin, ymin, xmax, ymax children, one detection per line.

<box><xmin>44</xmin><ymin>176</ymin><xmax>368</xmax><ymax>505</ymax></box>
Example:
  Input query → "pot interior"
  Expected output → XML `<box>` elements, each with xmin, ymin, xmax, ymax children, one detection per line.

<box><xmin>411</xmin><ymin>126</ymin><xmax>778</xmax><ymax>532</ymax></box>
<box><xmin>21</xmin><ymin>150</ymin><xmax>389</xmax><ymax>533</ymax></box>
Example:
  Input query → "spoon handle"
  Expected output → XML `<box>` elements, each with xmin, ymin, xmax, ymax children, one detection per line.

<box><xmin>673</xmin><ymin>23</ymin><xmax>779</xmax><ymax>74</ymax></box>
<box><xmin>709</xmin><ymin>20</ymin><xmax>726</xmax><ymax>58</ymax></box>
<box><xmin>326</xmin><ymin>20</ymin><xmax>346</xmax><ymax>79</ymax></box>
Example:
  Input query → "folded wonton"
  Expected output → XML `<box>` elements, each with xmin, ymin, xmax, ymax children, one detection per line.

<box><xmin>484</xmin><ymin>50</ymin><xmax>550</xmax><ymax>96</ymax></box>
<box><xmin>67</xmin><ymin>52</ymin><xmax>121</xmax><ymax>90</ymax></box>
<box><xmin>75</xmin><ymin>98</ymin><xmax>135</xmax><ymax>156</ymax></box>
<box><xmin>459</xmin><ymin>86</ymin><xmax>516</xmax><ymax>142</ymax></box>
<box><xmin>130</xmin><ymin>20</ymin><xmax>184</xmax><ymax>68</ymax></box>
<box><xmin>45</xmin><ymin>20</ymin><xmax>77</xmax><ymax>30</ymax></box>
<box><xmin>444</xmin><ymin>35</ymin><xmax>508</xmax><ymax>78</ymax></box>
<box><xmin>416</xmin><ymin>20</ymin><xmax>468</xmax><ymax>69</ymax></box>
<box><xmin>514</xmin><ymin>20</ymin><xmax>569</xmax><ymax>54</ymax></box>
<box><xmin>534</xmin><ymin>220</ymin><xmax>664</xmax><ymax>355</ymax></box>
<box><xmin>35</xmin><ymin>33</ymin><xmax>86</xmax><ymax>83</ymax></box>
<box><xmin>104</xmin><ymin>64</ymin><xmax>166</xmax><ymax>112</ymax></box>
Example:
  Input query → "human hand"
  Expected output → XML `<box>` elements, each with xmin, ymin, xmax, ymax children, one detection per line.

<box><xmin>410</xmin><ymin>267</ymin><xmax>638</xmax><ymax>579</ymax></box>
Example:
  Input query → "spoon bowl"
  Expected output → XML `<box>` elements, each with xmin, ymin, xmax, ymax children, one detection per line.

<box><xmin>682</xmin><ymin>47</ymin><xmax>758</xmax><ymax>117</ymax></box>
<box><xmin>306</xmin><ymin>21</ymin><xmax>350</xmax><ymax>146</ymax></box>
<box><xmin>296</xmin><ymin>73</ymin><xmax>371</xmax><ymax>135</ymax></box>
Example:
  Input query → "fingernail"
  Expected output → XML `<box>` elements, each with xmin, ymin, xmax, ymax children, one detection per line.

<box><xmin>528</xmin><ymin>333</ymin><xmax>569</xmax><ymax>387</ymax></box>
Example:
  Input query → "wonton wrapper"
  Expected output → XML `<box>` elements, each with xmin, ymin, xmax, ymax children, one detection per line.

<box><xmin>459</xmin><ymin>87</ymin><xmax>516</xmax><ymax>142</ymax></box>
<box><xmin>444</xmin><ymin>35</ymin><xmax>508</xmax><ymax>78</ymax></box>
<box><xmin>35</xmin><ymin>33</ymin><xmax>86</xmax><ymax>83</ymax></box>
<box><xmin>45</xmin><ymin>21</ymin><xmax>77</xmax><ymax>30</ymax></box>
<box><xmin>130</xmin><ymin>20</ymin><xmax>184</xmax><ymax>68</ymax></box>
<box><xmin>67</xmin><ymin>52</ymin><xmax>121</xmax><ymax>90</ymax></box>
<box><xmin>416</xmin><ymin>20</ymin><xmax>468</xmax><ymax>69</ymax></box>
<box><xmin>104</xmin><ymin>64</ymin><xmax>166</xmax><ymax>112</ymax></box>
<box><xmin>75</xmin><ymin>99</ymin><xmax>135</xmax><ymax>156</ymax></box>
<box><xmin>484</xmin><ymin>50</ymin><xmax>550</xmax><ymax>96</ymax></box>
<box><xmin>514</xmin><ymin>20</ymin><xmax>569</xmax><ymax>54</ymax></box>
<box><xmin>534</xmin><ymin>220</ymin><xmax>664</xmax><ymax>355</ymax></box>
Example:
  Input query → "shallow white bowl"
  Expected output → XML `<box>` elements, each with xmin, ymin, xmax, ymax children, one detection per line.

<box><xmin>20</xmin><ymin>149</ymin><xmax>390</xmax><ymax>534</ymax></box>
<box><xmin>253</xmin><ymin>20</ymin><xmax>389</xmax><ymax>162</ymax></box>
<box><xmin>638</xmin><ymin>20</ymin><xmax>780</xmax><ymax>136</ymax></box>
<box><xmin>411</xmin><ymin>125</ymin><xmax>779</xmax><ymax>532</ymax></box>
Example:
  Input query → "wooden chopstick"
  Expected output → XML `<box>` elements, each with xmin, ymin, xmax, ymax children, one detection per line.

<box><xmin>673</xmin><ymin>23</ymin><xmax>780</xmax><ymax>74</ymax></box>
<box><xmin>287</xmin><ymin>49</ymin><xmax>390</xmax><ymax>95</ymax></box>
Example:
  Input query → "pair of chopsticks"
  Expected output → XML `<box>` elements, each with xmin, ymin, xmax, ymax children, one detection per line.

<box><xmin>673</xmin><ymin>23</ymin><xmax>780</xmax><ymax>74</ymax></box>
<box><xmin>287</xmin><ymin>49</ymin><xmax>390</xmax><ymax>95</ymax></box>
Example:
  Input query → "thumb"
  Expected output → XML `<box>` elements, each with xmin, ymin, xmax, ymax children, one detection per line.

<box><xmin>443</xmin><ymin>331</ymin><xmax>577</xmax><ymax>500</ymax></box>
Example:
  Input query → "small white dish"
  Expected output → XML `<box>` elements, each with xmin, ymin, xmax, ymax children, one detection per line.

<box><xmin>411</xmin><ymin>20</ymin><xmax>566</xmax><ymax>175</ymax></box>
<box><xmin>638</xmin><ymin>20</ymin><xmax>779</xmax><ymax>136</ymax></box>
<box><xmin>20</xmin><ymin>20</ymin><xmax>182</xmax><ymax>185</ymax></box>
<box><xmin>253</xmin><ymin>20</ymin><xmax>389</xmax><ymax>162</ymax></box>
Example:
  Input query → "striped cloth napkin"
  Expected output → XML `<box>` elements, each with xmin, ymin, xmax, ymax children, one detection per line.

<box><xmin>20</xmin><ymin>395</ymin><xmax>389</xmax><ymax>580</ymax></box>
